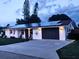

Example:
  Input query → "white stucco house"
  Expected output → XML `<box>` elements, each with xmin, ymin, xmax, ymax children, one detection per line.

<box><xmin>4</xmin><ymin>18</ymin><xmax>76</xmax><ymax>40</ymax></box>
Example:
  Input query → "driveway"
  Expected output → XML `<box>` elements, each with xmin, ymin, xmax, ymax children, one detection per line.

<box><xmin>0</xmin><ymin>40</ymin><xmax>74</xmax><ymax>59</ymax></box>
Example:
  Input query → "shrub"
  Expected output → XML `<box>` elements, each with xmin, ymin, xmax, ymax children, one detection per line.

<box><xmin>68</xmin><ymin>33</ymin><xmax>79</xmax><ymax>40</ymax></box>
<box><xmin>0</xmin><ymin>38</ymin><xmax>29</xmax><ymax>45</ymax></box>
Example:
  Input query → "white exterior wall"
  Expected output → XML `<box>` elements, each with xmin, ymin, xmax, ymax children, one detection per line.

<box><xmin>5</xmin><ymin>29</ymin><xmax>26</xmax><ymax>39</ymax></box>
<box><xmin>14</xmin><ymin>30</ymin><xmax>26</xmax><ymax>39</ymax></box>
<box><xmin>14</xmin><ymin>30</ymin><xmax>18</xmax><ymax>38</ymax></box>
<box><xmin>33</xmin><ymin>28</ymin><xmax>42</xmax><ymax>40</ymax></box>
<box><xmin>5</xmin><ymin>29</ymin><xmax>10</xmax><ymax>38</ymax></box>
<box><xmin>5</xmin><ymin>29</ymin><xmax>18</xmax><ymax>38</ymax></box>
<box><xmin>59</xmin><ymin>26</ymin><xmax>66</xmax><ymax>40</ymax></box>
<box><xmin>21</xmin><ymin>30</ymin><xmax>26</xmax><ymax>39</ymax></box>
<box><xmin>28</xmin><ymin>28</ymin><xmax>31</xmax><ymax>38</ymax></box>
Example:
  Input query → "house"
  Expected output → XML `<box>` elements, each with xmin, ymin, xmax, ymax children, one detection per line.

<box><xmin>31</xmin><ymin>19</ymin><xmax>76</xmax><ymax>40</ymax></box>
<box><xmin>4</xmin><ymin>14</ymin><xmax>76</xmax><ymax>40</ymax></box>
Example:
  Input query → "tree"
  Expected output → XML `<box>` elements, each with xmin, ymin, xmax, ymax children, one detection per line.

<box><xmin>16</xmin><ymin>2</ymin><xmax>41</xmax><ymax>26</ymax></box>
<box><xmin>23</xmin><ymin>0</ymin><xmax>30</xmax><ymax>20</ymax></box>
<box><xmin>48</xmin><ymin>14</ymin><xmax>71</xmax><ymax>21</ymax></box>
<box><xmin>29</xmin><ymin>14</ymin><xmax>41</xmax><ymax>23</ymax></box>
<box><xmin>29</xmin><ymin>2</ymin><xmax>41</xmax><ymax>26</ymax></box>
<box><xmin>33</xmin><ymin>2</ymin><xmax>38</xmax><ymax>16</ymax></box>
<box><xmin>6</xmin><ymin>24</ymin><xmax>10</xmax><ymax>28</ymax></box>
<box><xmin>16</xmin><ymin>18</ymin><xmax>21</xmax><ymax>24</ymax></box>
<box><xmin>16</xmin><ymin>18</ymin><xmax>25</xmax><ymax>24</ymax></box>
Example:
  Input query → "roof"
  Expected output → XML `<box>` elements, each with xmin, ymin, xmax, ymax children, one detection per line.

<box><xmin>15</xmin><ymin>20</ymin><xmax>72</xmax><ymax>28</ymax></box>
<box><xmin>41</xmin><ymin>21</ymin><xmax>61</xmax><ymax>26</ymax></box>
<box><xmin>8</xmin><ymin>20</ymin><xmax>71</xmax><ymax>29</ymax></box>
<box><xmin>8</xmin><ymin>24</ymin><xmax>27</xmax><ymax>29</ymax></box>
<box><xmin>59</xmin><ymin>20</ymin><xmax>71</xmax><ymax>25</ymax></box>
<box><xmin>14</xmin><ymin>13</ymin><xmax>75</xmax><ymax>29</ymax></box>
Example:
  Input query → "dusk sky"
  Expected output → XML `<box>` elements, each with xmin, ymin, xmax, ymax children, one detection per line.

<box><xmin>0</xmin><ymin>0</ymin><xmax>79</xmax><ymax>26</ymax></box>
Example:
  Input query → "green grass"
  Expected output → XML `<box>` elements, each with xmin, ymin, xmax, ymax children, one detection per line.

<box><xmin>0</xmin><ymin>38</ymin><xmax>29</xmax><ymax>45</ymax></box>
<box><xmin>57</xmin><ymin>41</ymin><xmax>79</xmax><ymax>59</ymax></box>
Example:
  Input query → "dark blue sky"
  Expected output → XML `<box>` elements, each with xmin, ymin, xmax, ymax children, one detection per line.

<box><xmin>0</xmin><ymin>0</ymin><xmax>79</xmax><ymax>26</ymax></box>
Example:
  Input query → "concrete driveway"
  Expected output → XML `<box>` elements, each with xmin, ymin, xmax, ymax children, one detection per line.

<box><xmin>0</xmin><ymin>40</ymin><xmax>74</xmax><ymax>59</ymax></box>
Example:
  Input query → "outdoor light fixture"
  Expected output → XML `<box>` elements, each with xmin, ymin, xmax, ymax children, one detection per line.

<box><xmin>60</xmin><ymin>26</ymin><xmax>64</xmax><ymax>30</ymax></box>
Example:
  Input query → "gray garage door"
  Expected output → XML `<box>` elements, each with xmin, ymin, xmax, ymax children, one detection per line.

<box><xmin>42</xmin><ymin>28</ymin><xmax>59</xmax><ymax>39</ymax></box>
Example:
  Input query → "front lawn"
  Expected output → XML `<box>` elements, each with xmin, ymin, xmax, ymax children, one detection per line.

<box><xmin>57</xmin><ymin>41</ymin><xmax>79</xmax><ymax>59</ymax></box>
<box><xmin>0</xmin><ymin>38</ymin><xmax>29</xmax><ymax>45</ymax></box>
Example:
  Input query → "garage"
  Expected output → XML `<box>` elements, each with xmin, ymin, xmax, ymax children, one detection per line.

<box><xmin>42</xmin><ymin>28</ymin><xmax>59</xmax><ymax>39</ymax></box>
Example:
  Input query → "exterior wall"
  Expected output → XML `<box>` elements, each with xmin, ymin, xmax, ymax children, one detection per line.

<box><xmin>5</xmin><ymin>25</ymin><xmax>69</xmax><ymax>40</ymax></box>
<box><xmin>14</xmin><ymin>30</ymin><xmax>19</xmax><ymax>38</ymax></box>
<box><xmin>65</xmin><ymin>23</ymin><xmax>74</xmax><ymax>34</ymax></box>
<box><xmin>22</xmin><ymin>30</ymin><xmax>26</xmax><ymax>39</ymax></box>
<box><xmin>33</xmin><ymin>27</ymin><xmax>66</xmax><ymax>40</ymax></box>
<box><xmin>10</xmin><ymin>30</ymin><xmax>17</xmax><ymax>38</ymax></box>
<box><xmin>59</xmin><ymin>26</ymin><xmax>66</xmax><ymax>40</ymax></box>
<box><xmin>28</xmin><ymin>28</ymin><xmax>31</xmax><ymax>38</ymax></box>
<box><xmin>5</xmin><ymin>29</ymin><xmax>11</xmax><ymax>38</ymax></box>
<box><xmin>5</xmin><ymin>29</ymin><xmax>26</xmax><ymax>39</ymax></box>
<box><xmin>33</xmin><ymin>28</ymin><xmax>42</xmax><ymax>40</ymax></box>
<box><xmin>5</xmin><ymin>29</ymin><xmax>17</xmax><ymax>38</ymax></box>
<box><xmin>17</xmin><ymin>30</ymin><xmax>26</xmax><ymax>39</ymax></box>
<box><xmin>64</xmin><ymin>22</ymin><xmax>74</xmax><ymax>39</ymax></box>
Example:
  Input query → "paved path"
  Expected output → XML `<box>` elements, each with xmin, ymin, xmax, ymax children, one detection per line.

<box><xmin>0</xmin><ymin>40</ymin><xmax>74</xmax><ymax>59</ymax></box>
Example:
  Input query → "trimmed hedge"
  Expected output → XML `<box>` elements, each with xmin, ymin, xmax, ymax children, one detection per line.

<box><xmin>68</xmin><ymin>33</ymin><xmax>79</xmax><ymax>40</ymax></box>
<box><xmin>0</xmin><ymin>38</ymin><xmax>29</xmax><ymax>45</ymax></box>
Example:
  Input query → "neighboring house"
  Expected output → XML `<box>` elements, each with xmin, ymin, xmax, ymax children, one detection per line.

<box><xmin>4</xmin><ymin>18</ymin><xmax>76</xmax><ymax>40</ymax></box>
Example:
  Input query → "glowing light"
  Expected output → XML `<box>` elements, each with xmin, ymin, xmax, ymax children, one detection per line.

<box><xmin>59</xmin><ymin>26</ymin><xmax>64</xmax><ymax>30</ymax></box>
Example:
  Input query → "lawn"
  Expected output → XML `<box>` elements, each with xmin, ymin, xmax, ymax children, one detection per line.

<box><xmin>57</xmin><ymin>41</ymin><xmax>79</xmax><ymax>59</ymax></box>
<box><xmin>0</xmin><ymin>38</ymin><xmax>29</xmax><ymax>45</ymax></box>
